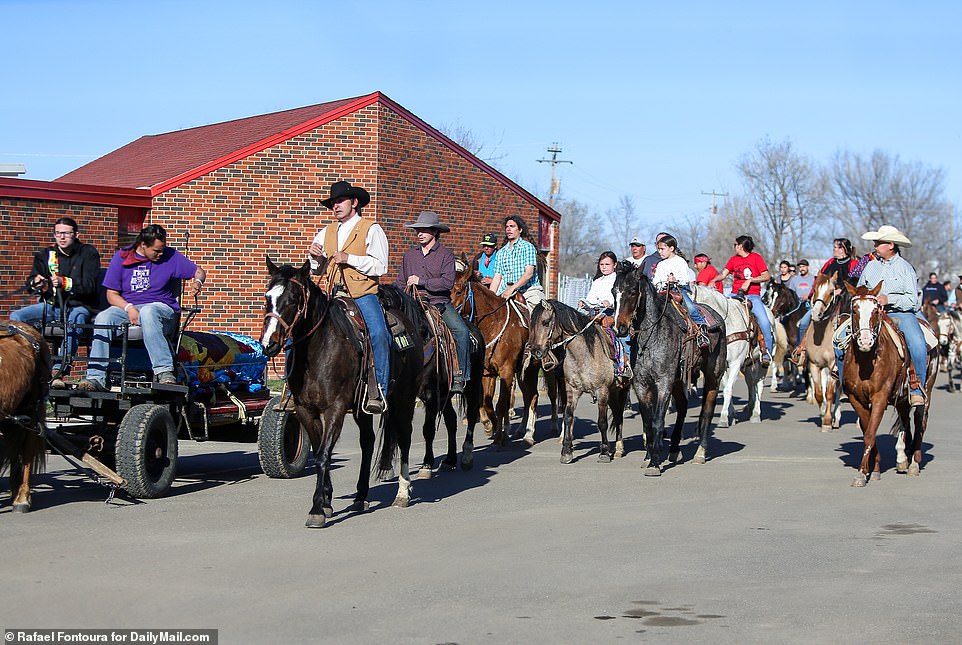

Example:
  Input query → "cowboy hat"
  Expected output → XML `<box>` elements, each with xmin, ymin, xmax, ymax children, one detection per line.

<box><xmin>861</xmin><ymin>224</ymin><xmax>912</xmax><ymax>248</ymax></box>
<box><xmin>404</xmin><ymin>211</ymin><xmax>450</xmax><ymax>233</ymax></box>
<box><xmin>320</xmin><ymin>181</ymin><xmax>371</xmax><ymax>209</ymax></box>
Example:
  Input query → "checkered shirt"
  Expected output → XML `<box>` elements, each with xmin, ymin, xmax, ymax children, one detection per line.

<box><xmin>492</xmin><ymin>238</ymin><xmax>541</xmax><ymax>295</ymax></box>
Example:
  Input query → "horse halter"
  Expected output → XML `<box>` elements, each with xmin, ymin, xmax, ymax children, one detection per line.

<box><xmin>264</xmin><ymin>277</ymin><xmax>325</xmax><ymax>348</ymax></box>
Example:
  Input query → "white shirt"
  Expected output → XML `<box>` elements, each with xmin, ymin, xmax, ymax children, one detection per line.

<box><xmin>652</xmin><ymin>255</ymin><xmax>693</xmax><ymax>289</ymax></box>
<box><xmin>584</xmin><ymin>273</ymin><xmax>617</xmax><ymax>308</ymax></box>
<box><xmin>310</xmin><ymin>213</ymin><xmax>388</xmax><ymax>277</ymax></box>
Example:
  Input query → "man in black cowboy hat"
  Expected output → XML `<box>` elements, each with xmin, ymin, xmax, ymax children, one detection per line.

<box><xmin>395</xmin><ymin>211</ymin><xmax>471</xmax><ymax>393</ymax></box>
<box><xmin>308</xmin><ymin>180</ymin><xmax>391</xmax><ymax>414</ymax></box>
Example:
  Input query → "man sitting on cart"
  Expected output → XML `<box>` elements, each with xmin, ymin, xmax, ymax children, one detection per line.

<box><xmin>78</xmin><ymin>224</ymin><xmax>206</xmax><ymax>391</ymax></box>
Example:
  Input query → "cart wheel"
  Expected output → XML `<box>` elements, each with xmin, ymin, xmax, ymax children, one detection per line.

<box><xmin>258</xmin><ymin>396</ymin><xmax>309</xmax><ymax>478</ymax></box>
<box><xmin>116</xmin><ymin>404</ymin><xmax>178</xmax><ymax>498</ymax></box>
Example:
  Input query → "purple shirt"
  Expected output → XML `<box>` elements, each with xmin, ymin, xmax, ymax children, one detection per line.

<box><xmin>395</xmin><ymin>242</ymin><xmax>455</xmax><ymax>306</ymax></box>
<box><xmin>103</xmin><ymin>247</ymin><xmax>198</xmax><ymax>312</ymax></box>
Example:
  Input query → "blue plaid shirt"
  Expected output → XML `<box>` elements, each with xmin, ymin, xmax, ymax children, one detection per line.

<box><xmin>857</xmin><ymin>253</ymin><xmax>920</xmax><ymax>313</ymax></box>
<box><xmin>492</xmin><ymin>238</ymin><xmax>540</xmax><ymax>295</ymax></box>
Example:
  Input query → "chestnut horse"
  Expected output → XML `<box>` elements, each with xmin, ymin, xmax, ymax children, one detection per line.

<box><xmin>843</xmin><ymin>283</ymin><xmax>938</xmax><ymax>487</ymax></box>
<box><xmin>450</xmin><ymin>262</ymin><xmax>560</xmax><ymax>446</ymax></box>
<box><xmin>261</xmin><ymin>258</ymin><xmax>424</xmax><ymax>527</ymax></box>
<box><xmin>0</xmin><ymin>320</ymin><xmax>51</xmax><ymax>513</ymax></box>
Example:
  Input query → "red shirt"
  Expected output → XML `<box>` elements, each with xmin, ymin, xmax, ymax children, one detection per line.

<box><xmin>696</xmin><ymin>265</ymin><xmax>723</xmax><ymax>293</ymax></box>
<box><xmin>724</xmin><ymin>252</ymin><xmax>768</xmax><ymax>296</ymax></box>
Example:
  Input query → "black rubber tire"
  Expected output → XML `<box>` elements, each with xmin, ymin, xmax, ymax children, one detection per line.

<box><xmin>257</xmin><ymin>396</ymin><xmax>309</xmax><ymax>478</ymax></box>
<box><xmin>116</xmin><ymin>404</ymin><xmax>178</xmax><ymax>499</ymax></box>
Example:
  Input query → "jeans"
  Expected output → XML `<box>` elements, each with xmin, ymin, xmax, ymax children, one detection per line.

<box><xmin>85</xmin><ymin>303</ymin><xmax>176</xmax><ymax>385</ymax></box>
<box><xmin>888</xmin><ymin>311</ymin><xmax>928</xmax><ymax>395</ymax></box>
<box><xmin>746</xmin><ymin>294</ymin><xmax>773</xmax><ymax>357</ymax></box>
<box><xmin>440</xmin><ymin>302</ymin><xmax>471</xmax><ymax>380</ymax></box>
<box><xmin>797</xmin><ymin>303</ymin><xmax>813</xmax><ymax>346</ymax></box>
<box><xmin>10</xmin><ymin>302</ymin><xmax>89</xmax><ymax>373</ymax></box>
<box><xmin>679</xmin><ymin>286</ymin><xmax>706</xmax><ymax>326</ymax></box>
<box><xmin>355</xmin><ymin>293</ymin><xmax>391</xmax><ymax>397</ymax></box>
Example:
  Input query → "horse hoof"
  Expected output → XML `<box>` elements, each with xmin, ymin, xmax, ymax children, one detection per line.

<box><xmin>440</xmin><ymin>459</ymin><xmax>457</xmax><ymax>472</ymax></box>
<box><xmin>820</xmin><ymin>425</ymin><xmax>832</xmax><ymax>433</ymax></box>
<box><xmin>750</xmin><ymin>417</ymin><xmax>761</xmax><ymax>424</ymax></box>
<box><xmin>392</xmin><ymin>496</ymin><xmax>410</xmax><ymax>508</ymax></box>
<box><xmin>613</xmin><ymin>451</ymin><xmax>624</xmax><ymax>460</ymax></box>
<box><xmin>305</xmin><ymin>514</ymin><xmax>326</xmax><ymax>528</ymax></box>
<box><xmin>851</xmin><ymin>474</ymin><xmax>867</xmax><ymax>488</ymax></box>
<box><xmin>460</xmin><ymin>457</ymin><xmax>473</xmax><ymax>471</ymax></box>
<box><xmin>416</xmin><ymin>468</ymin><xmax>433</xmax><ymax>480</ymax></box>
<box><xmin>870</xmin><ymin>472</ymin><xmax>881</xmax><ymax>481</ymax></box>
<box><xmin>322</xmin><ymin>506</ymin><xmax>334</xmax><ymax>519</ymax></box>
<box><xmin>348</xmin><ymin>500</ymin><xmax>370</xmax><ymax>513</ymax></box>
<box><xmin>524</xmin><ymin>435</ymin><xmax>536</xmax><ymax>447</ymax></box>
<box><xmin>896</xmin><ymin>461</ymin><xmax>909</xmax><ymax>473</ymax></box>
<box><xmin>12</xmin><ymin>503</ymin><xmax>30</xmax><ymax>514</ymax></box>
<box><xmin>693</xmin><ymin>448</ymin><xmax>707</xmax><ymax>465</ymax></box>
<box><xmin>908</xmin><ymin>463</ymin><xmax>921</xmax><ymax>477</ymax></box>
<box><xmin>598</xmin><ymin>453</ymin><xmax>611</xmax><ymax>463</ymax></box>
<box><xmin>560</xmin><ymin>452</ymin><xmax>574</xmax><ymax>464</ymax></box>
<box><xmin>644</xmin><ymin>466</ymin><xmax>662</xmax><ymax>477</ymax></box>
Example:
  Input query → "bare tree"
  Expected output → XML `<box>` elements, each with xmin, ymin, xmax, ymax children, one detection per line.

<box><xmin>555</xmin><ymin>198</ymin><xmax>599</xmax><ymax>277</ymax></box>
<box><xmin>736</xmin><ymin>138</ymin><xmax>829</xmax><ymax>264</ymax></box>
<box><xmin>437</xmin><ymin>121</ymin><xmax>507</xmax><ymax>168</ymax></box>
<box><xmin>829</xmin><ymin>149</ymin><xmax>953</xmax><ymax>272</ymax></box>
<box><xmin>605</xmin><ymin>194</ymin><xmax>637</xmax><ymax>255</ymax></box>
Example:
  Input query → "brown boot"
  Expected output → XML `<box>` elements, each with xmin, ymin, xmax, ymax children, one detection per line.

<box><xmin>276</xmin><ymin>385</ymin><xmax>296</xmax><ymax>412</ymax></box>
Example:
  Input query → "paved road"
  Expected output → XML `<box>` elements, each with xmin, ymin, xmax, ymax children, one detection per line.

<box><xmin>3</xmin><ymin>377</ymin><xmax>962</xmax><ymax>644</ymax></box>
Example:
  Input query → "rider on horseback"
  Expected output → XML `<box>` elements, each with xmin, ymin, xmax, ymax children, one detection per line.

<box><xmin>857</xmin><ymin>225</ymin><xmax>930</xmax><ymax>408</ymax></box>
<box><xmin>709</xmin><ymin>235</ymin><xmax>774</xmax><ymax>366</ymax></box>
<box><xmin>652</xmin><ymin>235</ymin><xmax>710</xmax><ymax>349</ymax></box>
<box><xmin>395</xmin><ymin>211</ymin><xmax>471</xmax><ymax>394</ymax></box>
<box><xmin>309</xmin><ymin>181</ymin><xmax>390</xmax><ymax>415</ymax></box>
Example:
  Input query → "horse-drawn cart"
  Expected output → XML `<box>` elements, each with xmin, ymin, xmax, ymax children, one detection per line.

<box><xmin>45</xmin><ymin>316</ymin><xmax>308</xmax><ymax>500</ymax></box>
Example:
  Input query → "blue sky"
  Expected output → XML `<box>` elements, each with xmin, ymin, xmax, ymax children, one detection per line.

<box><xmin>3</xmin><ymin>0</ymin><xmax>960</xmax><ymax>232</ymax></box>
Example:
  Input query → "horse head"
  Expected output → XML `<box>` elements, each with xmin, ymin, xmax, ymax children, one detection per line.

<box><xmin>612</xmin><ymin>262</ymin><xmax>644</xmax><ymax>337</ymax></box>
<box><xmin>845</xmin><ymin>281</ymin><xmax>884</xmax><ymax>353</ymax></box>
<box><xmin>810</xmin><ymin>273</ymin><xmax>838</xmax><ymax>322</ymax></box>
<box><xmin>450</xmin><ymin>255</ymin><xmax>478</xmax><ymax>317</ymax></box>
<box><xmin>528</xmin><ymin>301</ymin><xmax>557</xmax><ymax>362</ymax></box>
<box><xmin>937</xmin><ymin>312</ymin><xmax>955</xmax><ymax>346</ymax></box>
<box><xmin>261</xmin><ymin>256</ymin><xmax>318</xmax><ymax>357</ymax></box>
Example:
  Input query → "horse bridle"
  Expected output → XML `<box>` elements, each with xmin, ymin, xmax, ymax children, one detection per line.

<box><xmin>850</xmin><ymin>294</ymin><xmax>883</xmax><ymax>346</ymax></box>
<box><xmin>264</xmin><ymin>277</ymin><xmax>326</xmax><ymax>348</ymax></box>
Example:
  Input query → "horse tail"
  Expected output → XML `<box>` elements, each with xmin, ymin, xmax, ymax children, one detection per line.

<box><xmin>375</xmin><ymin>415</ymin><xmax>396</xmax><ymax>480</ymax></box>
<box><xmin>888</xmin><ymin>408</ymin><xmax>905</xmax><ymax>437</ymax></box>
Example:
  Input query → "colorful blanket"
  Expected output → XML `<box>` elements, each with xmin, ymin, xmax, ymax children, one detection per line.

<box><xmin>176</xmin><ymin>330</ymin><xmax>267</xmax><ymax>390</ymax></box>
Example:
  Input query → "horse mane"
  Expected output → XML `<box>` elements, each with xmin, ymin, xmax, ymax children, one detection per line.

<box><xmin>546</xmin><ymin>300</ymin><xmax>594</xmax><ymax>334</ymax></box>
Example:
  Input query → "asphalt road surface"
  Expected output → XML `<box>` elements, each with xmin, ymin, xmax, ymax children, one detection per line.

<box><xmin>3</xmin><ymin>376</ymin><xmax>962</xmax><ymax>644</ymax></box>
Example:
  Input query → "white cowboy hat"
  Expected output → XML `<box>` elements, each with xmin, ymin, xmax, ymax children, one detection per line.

<box><xmin>861</xmin><ymin>224</ymin><xmax>912</xmax><ymax>248</ymax></box>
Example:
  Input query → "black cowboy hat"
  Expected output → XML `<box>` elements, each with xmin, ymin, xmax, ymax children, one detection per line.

<box><xmin>404</xmin><ymin>211</ymin><xmax>450</xmax><ymax>233</ymax></box>
<box><xmin>320</xmin><ymin>181</ymin><xmax>371</xmax><ymax>209</ymax></box>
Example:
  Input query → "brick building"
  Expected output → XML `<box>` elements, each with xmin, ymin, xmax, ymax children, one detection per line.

<box><xmin>1</xmin><ymin>92</ymin><xmax>561</xmax><ymax>353</ymax></box>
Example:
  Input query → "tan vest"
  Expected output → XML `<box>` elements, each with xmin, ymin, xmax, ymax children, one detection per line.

<box><xmin>323</xmin><ymin>218</ymin><xmax>379</xmax><ymax>298</ymax></box>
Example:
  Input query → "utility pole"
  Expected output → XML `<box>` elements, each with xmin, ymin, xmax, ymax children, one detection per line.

<box><xmin>701</xmin><ymin>190</ymin><xmax>729</xmax><ymax>218</ymax></box>
<box><xmin>537</xmin><ymin>143</ymin><xmax>573</xmax><ymax>208</ymax></box>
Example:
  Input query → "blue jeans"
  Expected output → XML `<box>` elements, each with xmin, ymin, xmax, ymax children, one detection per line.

<box><xmin>746</xmin><ymin>294</ymin><xmax>773</xmax><ymax>357</ymax></box>
<box><xmin>679</xmin><ymin>286</ymin><xmax>706</xmax><ymax>326</ymax></box>
<box><xmin>85</xmin><ymin>303</ymin><xmax>176</xmax><ymax>385</ymax></box>
<box><xmin>889</xmin><ymin>311</ymin><xmax>928</xmax><ymax>395</ymax></box>
<box><xmin>355</xmin><ymin>294</ymin><xmax>391</xmax><ymax>397</ymax></box>
<box><xmin>10</xmin><ymin>302</ymin><xmax>89</xmax><ymax>373</ymax></box>
<box><xmin>797</xmin><ymin>303</ymin><xmax>813</xmax><ymax>346</ymax></box>
<box><xmin>440</xmin><ymin>302</ymin><xmax>471</xmax><ymax>379</ymax></box>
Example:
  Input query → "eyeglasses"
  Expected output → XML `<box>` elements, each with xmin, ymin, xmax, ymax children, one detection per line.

<box><xmin>54</xmin><ymin>231</ymin><xmax>75</xmax><ymax>237</ymax></box>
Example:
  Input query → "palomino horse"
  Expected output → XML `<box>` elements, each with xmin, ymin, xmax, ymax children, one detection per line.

<box><xmin>613</xmin><ymin>268</ymin><xmax>727</xmax><ymax>475</ymax></box>
<box><xmin>804</xmin><ymin>273</ymin><xmax>848</xmax><ymax>431</ymax></box>
<box><xmin>528</xmin><ymin>300</ymin><xmax>628</xmax><ymax>464</ymax></box>
<box><xmin>450</xmin><ymin>262</ymin><xmax>560</xmax><ymax>446</ymax></box>
<box><xmin>936</xmin><ymin>310</ymin><xmax>962</xmax><ymax>392</ymax></box>
<box><xmin>388</xmin><ymin>287</ymin><xmax>485</xmax><ymax>476</ymax></box>
<box><xmin>691</xmin><ymin>286</ymin><xmax>766</xmax><ymax>426</ymax></box>
<box><xmin>261</xmin><ymin>259</ymin><xmax>424</xmax><ymax>527</ymax></box>
<box><xmin>842</xmin><ymin>283</ymin><xmax>939</xmax><ymax>487</ymax></box>
<box><xmin>0</xmin><ymin>320</ymin><xmax>51</xmax><ymax>513</ymax></box>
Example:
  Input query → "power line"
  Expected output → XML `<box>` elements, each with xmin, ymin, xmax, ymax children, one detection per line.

<box><xmin>537</xmin><ymin>143</ymin><xmax>573</xmax><ymax>208</ymax></box>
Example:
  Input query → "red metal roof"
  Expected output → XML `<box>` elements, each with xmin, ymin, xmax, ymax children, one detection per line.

<box><xmin>54</xmin><ymin>91</ymin><xmax>561</xmax><ymax>221</ymax></box>
<box><xmin>0</xmin><ymin>176</ymin><xmax>152</xmax><ymax>209</ymax></box>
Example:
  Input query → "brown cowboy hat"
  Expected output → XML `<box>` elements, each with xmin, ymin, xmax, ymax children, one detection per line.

<box><xmin>320</xmin><ymin>181</ymin><xmax>371</xmax><ymax>209</ymax></box>
<box><xmin>404</xmin><ymin>211</ymin><xmax>450</xmax><ymax>233</ymax></box>
<box><xmin>861</xmin><ymin>224</ymin><xmax>912</xmax><ymax>247</ymax></box>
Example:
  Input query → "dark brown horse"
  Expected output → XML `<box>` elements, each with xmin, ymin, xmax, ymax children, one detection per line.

<box><xmin>450</xmin><ymin>262</ymin><xmax>558</xmax><ymax>446</ymax></box>
<box><xmin>1</xmin><ymin>320</ymin><xmax>51</xmax><ymax>513</ymax></box>
<box><xmin>843</xmin><ymin>283</ymin><xmax>938</xmax><ymax>486</ymax></box>
<box><xmin>528</xmin><ymin>300</ymin><xmax>627</xmax><ymax>464</ymax></box>
<box><xmin>261</xmin><ymin>258</ymin><xmax>424</xmax><ymax>527</ymax></box>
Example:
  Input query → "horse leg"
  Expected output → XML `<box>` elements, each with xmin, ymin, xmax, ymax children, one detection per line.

<box><xmin>10</xmin><ymin>457</ymin><xmax>32</xmax><ymax>513</ymax></box>
<box><xmin>719</xmin><ymin>361</ymin><xmax>739</xmax><ymax>428</ymax></box>
<box><xmin>694</xmin><ymin>376</ymin><xmax>720</xmax><ymax>465</ymax></box>
<box><xmin>596</xmin><ymin>390</ymin><xmax>612</xmax><ymax>463</ymax></box>
<box><xmin>668</xmin><ymin>381</ymin><xmax>687</xmax><ymax>465</ymax></box>
<box><xmin>560</xmin><ymin>389</ymin><xmax>580</xmax><ymax>464</ymax></box>
<box><xmin>461</xmin><ymin>374</ymin><xmax>482</xmax><ymax>471</ymax></box>
<box><xmin>643</xmin><ymin>388</ymin><xmax>667</xmax><ymax>476</ymax></box>
<box><xmin>749</xmin><ymin>363</ymin><xmax>764</xmax><ymax>423</ymax></box>
<box><xmin>418</xmin><ymin>398</ymin><xmax>439</xmax><ymax>479</ymax></box>
<box><xmin>895</xmin><ymin>423</ymin><xmax>910</xmax><ymax>474</ymax></box>
<box><xmin>516</xmin><ymin>364</ymin><xmax>540</xmax><ymax>445</ymax></box>
<box><xmin>440</xmin><ymin>401</ymin><xmax>460</xmax><ymax>471</ymax></box>
<box><xmin>609</xmin><ymin>385</ymin><xmax>627</xmax><ymax>460</ymax></box>
<box><xmin>480</xmin><ymin>374</ymin><xmax>496</xmax><ymax>437</ymax></box>
<box><xmin>852</xmin><ymin>396</ymin><xmax>886</xmax><ymax>487</ymax></box>
<box><xmin>349</xmin><ymin>413</ymin><xmax>375</xmax><ymax>513</ymax></box>
<box><xmin>830</xmin><ymin>376</ymin><xmax>843</xmax><ymax>429</ymax></box>
<box><xmin>491</xmin><ymin>374</ymin><xmax>513</xmax><ymax>447</ymax></box>
<box><xmin>306</xmin><ymin>416</ymin><xmax>339</xmax><ymax>528</ymax></box>
<box><xmin>390</xmin><ymin>399</ymin><xmax>416</xmax><ymax>509</ymax></box>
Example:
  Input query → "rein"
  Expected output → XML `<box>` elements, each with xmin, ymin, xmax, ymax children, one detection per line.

<box><xmin>550</xmin><ymin>310</ymin><xmax>605</xmax><ymax>350</ymax></box>
<box><xmin>264</xmin><ymin>277</ymin><xmax>327</xmax><ymax>349</ymax></box>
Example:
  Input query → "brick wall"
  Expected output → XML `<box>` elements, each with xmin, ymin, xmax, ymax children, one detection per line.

<box><xmin>0</xmin><ymin>198</ymin><xmax>117</xmax><ymax>314</ymax></box>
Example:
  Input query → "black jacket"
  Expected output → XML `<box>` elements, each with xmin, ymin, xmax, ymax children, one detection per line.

<box><xmin>29</xmin><ymin>241</ymin><xmax>102</xmax><ymax>309</ymax></box>
<box><xmin>921</xmin><ymin>281</ymin><xmax>948</xmax><ymax>306</ymax></box>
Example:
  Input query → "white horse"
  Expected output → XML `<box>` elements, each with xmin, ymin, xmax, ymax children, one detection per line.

<box><xmin>692</xmin><ymin>286</ymin><xmax>767</xmax><ymax>425</ymax></box>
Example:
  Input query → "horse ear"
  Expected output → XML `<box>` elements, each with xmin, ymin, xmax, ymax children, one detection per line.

<box><xmin>298</xmin><ymin>258</ymin><xmax>313</xmax><ymax>279</ymax></box>
<box><xmin>844</xmin><ymin>281</ymin><xmax>857</xmax><ymax>295</ymax></box>
<box><xmin>869</xmin><ymin>280</ymin><xmax>883</xmax><ymax>297</ymax></box>
<box><xmin>266</xmin><ymin>254</ymin><xmax>279</xmax><ymax>275</ymax></box>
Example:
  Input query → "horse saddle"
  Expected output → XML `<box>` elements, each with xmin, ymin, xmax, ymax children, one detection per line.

<box><xmin>422</xmin><ymin>304</ymin><xmax>461</xmax><ymax>376</ymax></box>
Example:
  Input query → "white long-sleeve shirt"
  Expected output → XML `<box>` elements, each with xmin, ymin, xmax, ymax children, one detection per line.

<box><xmin>652</xmin><ymin>255</ymin><xmax>693</xmax><ymax>289</ymax></box>
<box><xmin>584</xmin><ymin>273</ymin><xmax>617</xmax><ymax>308</ymax></box>
<box><xmin>309</xmin><ymin>214</ymin><xmax>388</xmax><ymax>277</ymax></box>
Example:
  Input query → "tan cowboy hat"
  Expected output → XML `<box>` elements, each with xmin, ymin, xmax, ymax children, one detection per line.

<box><xmin>861</xmin><ymin>224</ymin><xmax>912</xmax><ymax>248</ymax></box>
<box><xmin>404</xmin><ymin>211</ymin><xmax>450</xmax><ymax>233</ymax></box>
